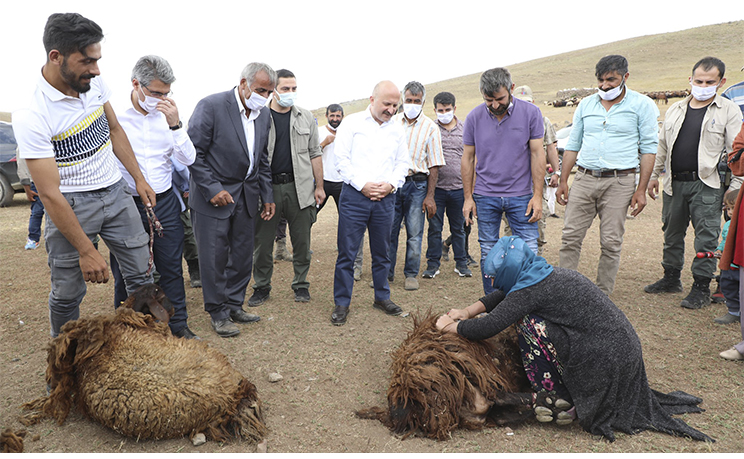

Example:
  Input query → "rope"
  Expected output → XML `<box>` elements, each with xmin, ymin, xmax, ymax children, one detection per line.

<box><xmin>145</xmin><ymin>206</ymin><xmax>163</xmax><ymax>276</ymax></box>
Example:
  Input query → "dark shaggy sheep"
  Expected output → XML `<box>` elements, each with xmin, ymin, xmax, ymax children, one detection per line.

<box><xmin>356</xmin><ymin>313</ymin><xmax>532</xmax><ymax>440</ymax></box>
<box><xmin>0</xmin><ymin>428</ymin><xmax>26</xmax><ymax>453</ymax></box>
<box><xmin>20</xmin><ymin>287</ymin><xmax>267</xmax><ymax>444</ymax></box>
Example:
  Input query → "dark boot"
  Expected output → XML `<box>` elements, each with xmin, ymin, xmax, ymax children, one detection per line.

<box><xmin>644</xmin><ymin>267</ymin><xmax>683</xmax><ymax>293</ymax></box>
<box><xmin>680</xmin><ymin>277</ymin><xmax>711</xmax><ymax>309</ymax></box>
<box><xmin>187</xmin><ymin>258</ymin><xmax>202</xmax><ymax>288</ymax></box>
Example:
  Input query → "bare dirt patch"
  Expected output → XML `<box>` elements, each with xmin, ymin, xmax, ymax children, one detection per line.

<box><xmin>1</xmin><ymin>190</ymin><xmax>743</xmax><ymax>453</ymax></box>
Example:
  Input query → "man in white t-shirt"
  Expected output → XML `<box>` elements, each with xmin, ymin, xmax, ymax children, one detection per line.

<box><xmin>12</xmin><ymin>13</ymin><xmax>156</xmax><ymax>337</ymax></box>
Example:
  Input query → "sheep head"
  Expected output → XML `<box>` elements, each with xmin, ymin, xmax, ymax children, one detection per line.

<box><xmin>120</xmin><ymin>283</ymin><xmax>174</xmax><ymax>324</ymax></box>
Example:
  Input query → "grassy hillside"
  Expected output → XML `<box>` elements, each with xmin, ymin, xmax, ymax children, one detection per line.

<box><xmin>313</xmin><ymin>21</ymin><xmax>744</xmax><ymax>127</ymax></box>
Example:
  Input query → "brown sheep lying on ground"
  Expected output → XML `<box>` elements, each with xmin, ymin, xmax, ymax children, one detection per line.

<box><xmin>356</xmin><ymin>313</ymin><xmax>533</xmax><ymax>440</ymax></box>
<box><xmin>20</xmin><ymin>285</ymin><xmax>267</xmax><ymax>444</ymax></box>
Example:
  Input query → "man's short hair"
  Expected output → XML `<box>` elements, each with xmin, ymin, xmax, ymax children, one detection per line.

<box><xmin>693</xmin><ymin>56</ymin><xmax>726</xmax><ymax>79</ymax></box>
<box><xmin>480</xmin><ymin>68</ymin><xmax>512</xmax><ymax>97</ymax></box>
<box><xmin>403</xmin><ymin>81</ymin><xmax>426</xmax><ymax>100</ymax></box>
<box><xmin>131</xmin><ymin>55</ymin><xmax>175</xmax><ymax>86</ymax></box>
<box><xmin>326</xmin><ymin>104</ymin><xmax>343</xmax><ymax>116</ymax></box>
<box><xmin>240</xmin><ymin>63</ymin><xmax>278</xmax><ymax>86</ymax></box>
<box><xmin>595</xmin><ymin>55</ymin><xmax>628</xmax><ymax>79</ymax></box>
<box><xmin>433</xmin><ymin>91</ymin><xmax>456</xmax><ymax>107</ymax></box>
<box><xmin>43</xmin><ymin>13</ymin><xmax>103</xmax><ymax>58</ymax></box>
<box><xmin>276</xmin><ymin>69</ymin><xmax>296</xmax><ymax>80</ymax></box>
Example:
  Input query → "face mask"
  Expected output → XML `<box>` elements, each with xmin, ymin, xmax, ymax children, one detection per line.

<box><xmin>437</xmin><ymin>111</ymin><xmax>454</xmax><ymax>124</ymax></box>
<box><xmin>403</xmin><ymin>103</ymin><xmax>422</xmax><ymax>120</ymax></box>
<box><xmin>597</xmin><ymin>80</ymin><xmax>624</xmax><ymax>101</ymax></box>
<box><xmin>275</xmin><ymin>91</ymin><xmax>297</xmax><ymax>108</ymax></box>
<box><xmin>138</xmin><ymin>87</ymin><xmax>161</xmax><ymax>113</ymax></box>
<box><xmin>690</xmin><ymin>83</ymin><xmax>718</xmax><ymax>101</ymax></box>
<box><xmin>245</xmin><ymin>89</ymin><xmax>269</xmax><ymax>111</ymax></box>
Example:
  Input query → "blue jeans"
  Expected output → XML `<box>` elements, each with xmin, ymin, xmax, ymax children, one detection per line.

<box><xmin>473</xmin><ymin>193</ymin><xmax>539</xmax><ymax>294</ymax></box>
<box><xmin>388</xmin><ymin>179</ymin><xmax>427</xmax><ymax>279</ymax></box>
<box><xmin>27</xmin><ymin>183</ymin><xmax>45</xmax><ymax>242</ymax></box>
<box><xmin>426</xmin><ymin>188</ymin><xmax>467</xmax><ymax>270</ymax></box>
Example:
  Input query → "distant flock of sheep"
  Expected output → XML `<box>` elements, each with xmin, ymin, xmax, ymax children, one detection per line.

<box><xmin>546</xmin><ymin>88</ymin><xmax>691</xmax><ymax>107</ymax></box>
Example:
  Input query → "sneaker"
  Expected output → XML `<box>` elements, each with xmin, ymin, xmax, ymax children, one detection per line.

<box><xmin>714</xmin><ymin>313</ymin><xmax>740</xmax><ymax>325</ymax></box>
<box><xmin>294</xmin><ymin>287</ymin><xmax>311</xmax><ymax>302</ymax></box>
<box><xmin>719</xmin><ymin>348</ymin><xmax>744</xmax><ymax>361</ymax></box>
<box><xmin>353</xmin><ymin>267</ymin><xmax>362</xmax><ymax>281</ymax></box>
<box><xmin>422</xmin><ymin>268</ymin><xmax>440</xmax><ymax>279</ymax></box>
<box><xmin>466</xmin><ymin>255</ymin><xmax>478</xmax><ymax>268</ymax></box>
<box><xmin>404</xmin><ymin>277</ymin><xmax>419</xmax><ymax>291</ymax></box>
<box><xmin>247</xmin><ymin>287</ymin><xmax>271</xmax><ymax>307</ymax></box>
<box><xmin>711</xmin><ymin>290</ymin><xmax>726</xmax><ymax>304</ymax></box>
<box><xmin>24</xmin><ymin>239</ymin><xmax>40</xmax><ymax>250</ymax></box>
<box><xmin>454</xmin><ymin>266</ymin><xmax>473</xmax><ymax>277</ymax></box>
<box><xmin>441</xmin><ymin>242</ymin><xmax>450</xmax><ymax>262</ymax></box>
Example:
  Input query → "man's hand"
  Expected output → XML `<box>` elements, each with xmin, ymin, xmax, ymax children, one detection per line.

<box><xmin>463</xmin><ymin>198</ymin><xmax>477</xmax><ymax>226</ymax></box>
<box><xmin>422</xmin><ymin>196</ymin><xmax>437</xmax><ymax>219</ymax></box>
<box><xmin>556</xmin><ymin>182</ymin><xmax>569</xmax><ymax>206</ymax></box>
<box><xmin>647</xmin><ymin>179</ymin><xmax>660</xmax><ymax>200</ymax></box>
<box><xmin>135</xmin><ymin>180</ymin><xmax>157</xmax><ymax>208</ymax></box>
<box><xmin>526</xmin><ymin>195</ymin><xmax>543</xmax><ymax>223</ymax></box>
<box><xmin>79</xmin><ymin>248</ymin><xmax>110</xmax><ymax>284</ymax></box>
<box><xmin>210</xmin><ymin>190</ymin><xmax>234</xmax><ymax>207</ymax></box>
<box><xmin>320</xmin><ymin>133</ymin><xmax>335</xmax><ymax>148</ymax></box>
<box><xmin>315</xmin><ymin>186</ymin><xmax>326</xmax><ymax>207</ymax></box>
<box><xmin>361</xmin><ymin>182</ymin><xmax>393</xmax><ymax>201</ymax></box>
<box><xmin>548</xmin><ymin>174</ymin><xmax>560</xmax><ymax>188</ymax></box>
<box><xmin>261</xmin><ymin>202</ymin><xmax>276</xmax><ymax>221</ymax></box>
<box><xmin>446</xmin><ymin>308</ymin><xmax>469</xmax><ymax>321</ymax></box>
<box><xmin>157</xmin><ymin>97</ymin><xmax>180</xmax><ymax>128</ymax></box>
<box><xmin>629</xmin><ymin>189</ymin><xmax>647</xmax><ymax>217</ymax></box>
<box><xmin>23</xmin><ymin>184</ymin><xmax>38</xmax><ymax>202</ymax></box>
<box><xmin>436</xmin><ymin>314</ymin><xmax>458</xmax><ymax>333</ymax></box>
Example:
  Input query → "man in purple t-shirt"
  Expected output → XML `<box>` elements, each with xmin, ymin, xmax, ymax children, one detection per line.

<box><xmin>461</xmin><ymin>67</ymin><xmax>546</xmax><ymax>294</ymax></box>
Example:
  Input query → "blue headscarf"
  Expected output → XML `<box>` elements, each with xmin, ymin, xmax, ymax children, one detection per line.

<box><xmin>483</xmin><ymin>236</ymin><xmax>554</xmax><ymax>294</ymax></box>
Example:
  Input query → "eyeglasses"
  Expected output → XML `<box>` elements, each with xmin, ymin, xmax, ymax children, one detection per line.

<box><xmin>142</xmin><ymin>84</ymin><xmax>172</xmax><ymax>99</ymax></box>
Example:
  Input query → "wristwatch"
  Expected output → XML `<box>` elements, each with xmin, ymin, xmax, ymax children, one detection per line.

<box><xmin>169</xmin><ymin>120</ymin><xmax>183</xmax><ymax>131</ymax></box>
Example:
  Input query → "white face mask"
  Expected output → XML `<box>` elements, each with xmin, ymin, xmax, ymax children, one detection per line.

<box><xmin>138</xmin><ymin>87</ymin><xmax>161</xmax><ymax>113</ymax></box>
<box><xmin>597</xmin><ymin>80</ymin><xmax>625</xmax><ymax>101</ymax></box>
<box><xmin>403</xmin><ymin>103</ymin><xmax>423</xmax><ymax>120</ymax></box>
<box><xmin>275</xmin><ymin>91</ymin><xmax>297</xmax><ymax>108</ymax></box>
<box><xmin>245</xmin><ymin>89</ymin><xmax>269</xmax><ymax>111</ymax></box>
<box><xmin>437</xmin><ymin>111</ymin><xmax>454</xmax><ymax>124</ymax></box>
<box><xmin>690</xmin><ymin>83</ymin><xmax>718</xmax><ymax>101</ymax></box>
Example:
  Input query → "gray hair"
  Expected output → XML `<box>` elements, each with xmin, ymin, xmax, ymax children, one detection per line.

<box><xmin>479</xmin><ymin>68</ymin><xmax>512</xmax><ymax>97</ymax></box>
<box><xmin>403</xmin><ymin>81</ymin><xmax>426</xmax><ymax>100</ymax></box>
<box><xmin>131</xmin><ymin>55</ymin><xmax>176</xmax><ymax>86</ymax></box>
<box><xmin>240</xmin><ymin>62</ymin><xmax>277</xmax><ymax>86</ymax></box>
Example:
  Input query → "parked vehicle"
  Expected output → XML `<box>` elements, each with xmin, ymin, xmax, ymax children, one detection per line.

<box><xmin>0</xmin><ymin>121</ymin><xmax>21</xmax><ymax>207</ymax></box>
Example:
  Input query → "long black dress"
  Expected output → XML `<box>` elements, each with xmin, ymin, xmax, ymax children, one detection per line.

<box><xmin>457</xmin><ymin>267</ymin><xmax>712</xmax><ymax>442</ymax></box>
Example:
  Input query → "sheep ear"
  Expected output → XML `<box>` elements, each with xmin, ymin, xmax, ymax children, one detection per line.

<box><xmin>146</xmin><ymin>298</ymin><xmax>171</xmax><ymax>324</ymax></box>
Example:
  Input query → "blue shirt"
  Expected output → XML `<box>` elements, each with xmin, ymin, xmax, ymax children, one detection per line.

<box><xmin>565</xmin><ymin>88</ymin><xmax>659</xmax><ymax>170</ymax></box>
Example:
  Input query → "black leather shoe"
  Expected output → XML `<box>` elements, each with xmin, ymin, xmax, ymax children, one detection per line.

<box><xmin>373</xmin><ymin>299</ymin><xmax>403</xmax><ymax>316</ymax></box>
<box><xmin>331</xmin><ymin>305</ymin><xmax>349</xmax><ymax>326</ymax></box>
<box><xmin>211</xmin><ymin>319</ymin><xmax>240</xmax><ymax>338</ymax></box>
<box><xmin>231</xmin><ymin>308</ymin><xmax>261</xmax><ymax>323</ymax></box>
<box><xmin>248</xmin><ymin>287</ymin><xmax>271</xmax><ymax>306</ymax></box>
<box><xmin>173</xmin><ymin>326</ymin><xmax>201</xmax><ymax>340</ymax></box>
<box><xmin>294</xmin><ymin>287</ymin><xmax>311</xmax><ymax>302</ymax></box>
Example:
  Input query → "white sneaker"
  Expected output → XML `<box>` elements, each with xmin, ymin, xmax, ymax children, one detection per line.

<box><xmin>719</xmin><ymin>348</ymin><xmax>744</xmax><ymax>361</ymax></box>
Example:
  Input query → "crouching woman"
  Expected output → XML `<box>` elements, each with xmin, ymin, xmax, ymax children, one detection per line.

<box><xmin>436</xmin><ymin>236</ymin><xmax>712</xmax><ymax>443</ymax></box>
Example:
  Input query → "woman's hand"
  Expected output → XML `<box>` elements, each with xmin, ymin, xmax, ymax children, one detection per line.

<box><xmin>436</xmin><ymin>315</ymin><xmax>458</xmax><ymax>334</ymax></box>
<box><xmin>446</xmin><ymin>308</ymin><xmax>469</xmax><ymax>321</ymax></box>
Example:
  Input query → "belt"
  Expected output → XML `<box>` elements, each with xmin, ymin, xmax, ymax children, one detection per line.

<box><xmin>671</xmin><ymin>171</ymin><xmax>699</xmax><ymax>182</ymax></box>
<box><xmin>405</xmin><ymin>172</ymin><xmax>428</xmax><ymax>182</ymax></box>
<box><xmin>134</xmin><ymin>187</ymin><xmax>172</xmax><ymax>202</ymax></box>
<box><xmin>577</xmin><ymin>166</ymin><xmax>636</xmax><ymax>177</ymax></box>
<box><xmin>272</xmin><ymin>172</ymin><xmax>295</xmax><ymax>184</ymax></box>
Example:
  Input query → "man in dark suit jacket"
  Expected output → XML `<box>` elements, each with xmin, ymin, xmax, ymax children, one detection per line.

<box><xmin>188</xmin><ymin>62</ymin><xmax>277</xmax><ymax>338</ymax></box>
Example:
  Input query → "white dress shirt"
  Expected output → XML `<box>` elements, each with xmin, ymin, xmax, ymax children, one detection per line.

<box><xmin>319</xmin><ymin>124</ymin><xmax>343</xmax><ymax>183</ymax></box>
<box><xmin>233</xmin><ymin>87</ymin><xmax>262</xmax><ymax>177</ymax></box>
<box><xmin>334</xmin><ymin>106</ymin><xmax>410</xmax><ymax>192</ymax></box>
<box><xmin>117</xmin><ymin>100</ymin><xmax>196</xmax><ymax>195</ymax></box>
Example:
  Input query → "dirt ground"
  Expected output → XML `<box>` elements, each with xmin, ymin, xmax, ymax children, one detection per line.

<box><xmin>1</xmin><ymin>185</ymin><xmax>743</xmax><ymax>454</ymax></box>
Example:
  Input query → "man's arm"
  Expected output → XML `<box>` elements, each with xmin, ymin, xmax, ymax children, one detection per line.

<box><xmin>27</xmin><ymin>157</ymin><xmax>109</xmax><ymax>283</ymax></box>
<box><xmin>311</xmin><ymin>155</ymin><xmax>326</xmax><ymax>206</ymax></box>
<box><xmin>526</xmin><ymin>138</ymin><xmax>545</xmax><ymax>222</ymax></box>
<box><xmin>423</xmin><ymin>166</ymin><xmax>439</xmax><ymax>218</ymax></box>
<box><xmin>546</xmin><ymin>142</ymin><xmax>561</xmax><ymax>187</ymax></box>
<box><xmin>104</xmin><ymin>102</ymin><xmax>156</xmax><ymax>207</ymax></box>
<box><xmin>462</xmin><ymin>144</ymin><xmax>476</xmax><ymax>225</ymax></box>
<box><xmin>556</xmin><ymin>150</ymin><xmax>578</xmax><ymax>206</ymax></box>
<box><xmin>631</xmin><ymin>153</ymin><xmax>655</xmax><ymax>216</ymax></box>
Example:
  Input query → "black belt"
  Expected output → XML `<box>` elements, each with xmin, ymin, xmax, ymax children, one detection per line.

<box><xmin>405</xmin><ymin>172</ymin><xmax>428</xmax><ymax>182</ymax></box>
<box><xmin>134</xmin><ymin>187</ymin><xmax>172</xmax><ymax>202</ymax></box>
<box><xmin>272</xmin><ymin>172</ymin><xmax>295</xmax><ymax>184</ymax></box>
<box><xmin>577</xmin><ymin>166</ymin><xmax>636</xmax><ymax>177</ymax></box>
<box><xmin>671</xmin><ymin>171</ymin><xmax>699</xmax><ymax>182</ymax></box>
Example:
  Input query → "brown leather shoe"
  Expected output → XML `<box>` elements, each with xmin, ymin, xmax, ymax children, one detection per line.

<box><xmin>331</xmin><ymin>305</ymin><xmax>348</xmax><ymax>326</ymax></box>
<box><xmin>230</xmin><ymin>308</ymin><xmax>261</xmax><ymax>323</ymax></box>
<box><xmin>373</xmin><ymin>299</ymin><xmax>403</xmax><ymax>316</ymax></box>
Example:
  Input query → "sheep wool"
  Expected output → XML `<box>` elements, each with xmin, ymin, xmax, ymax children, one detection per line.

<box><xmin>21</xmin><ymin>308</ymin><xmax>267</xmax><ymax>444</ymax></box>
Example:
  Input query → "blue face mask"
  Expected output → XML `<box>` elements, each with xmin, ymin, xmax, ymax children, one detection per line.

<box><xmin>275</xmin><ymin>91</ymin><xmax>297</xmax><ymax>108</ymax></box>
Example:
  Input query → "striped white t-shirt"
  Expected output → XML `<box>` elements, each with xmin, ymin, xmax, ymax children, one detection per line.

<box><xmin>13</xmin><ymin>74</ymin><xmax>122</xmax><ymax>193</ymax></box>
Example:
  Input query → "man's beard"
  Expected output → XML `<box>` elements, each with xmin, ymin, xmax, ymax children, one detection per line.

<box><xmin>328</xmin><ymin>120</ymin><xmax>341</xmax><ymax>129</ymax></box>
<box><xmin>60</xmin><ymin>60</ymin><xmax>95</xmax><ymax>94</ymax></box>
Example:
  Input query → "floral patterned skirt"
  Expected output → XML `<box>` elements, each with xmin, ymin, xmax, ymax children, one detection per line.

<box><xmin>517</xmin><ymin>314</ymin><xmax>572</xmax><ymax>402</ymax></box>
